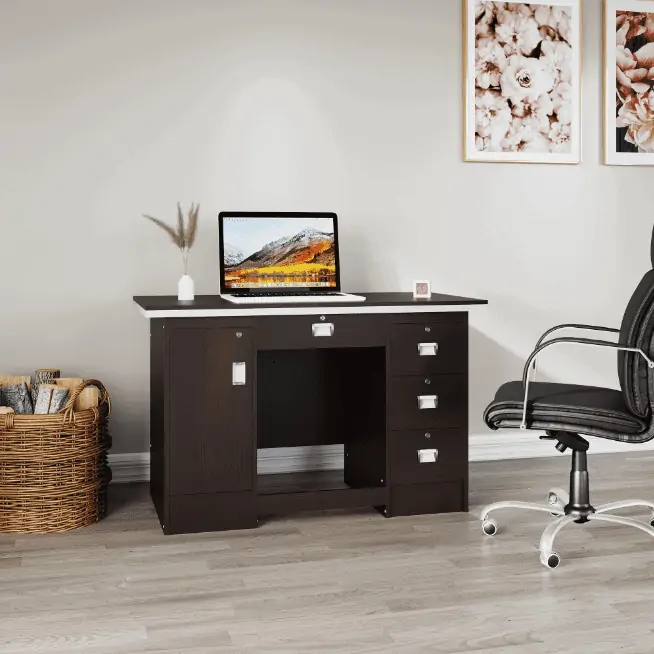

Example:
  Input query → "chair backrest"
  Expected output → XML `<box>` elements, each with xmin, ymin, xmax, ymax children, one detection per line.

<box><xmin>617</xmin><ymin>228</ymin><xmax>654</xmax><ymax>417</ymax></box>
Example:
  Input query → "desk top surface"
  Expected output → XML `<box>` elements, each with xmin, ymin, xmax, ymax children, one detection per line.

<box><xmin>134</xmin><ymin>292</ymin><xmax>487</xmax><ymax>318</ymax></box>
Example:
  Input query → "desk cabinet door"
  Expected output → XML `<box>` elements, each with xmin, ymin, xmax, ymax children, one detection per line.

<box><xmin>168</xmin><ymin>326</ymin><xmax>255</xmax><ymax>495</ymax></box>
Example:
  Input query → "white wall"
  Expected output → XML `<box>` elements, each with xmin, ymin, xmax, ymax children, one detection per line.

<box><xmin>0</xmin><ymin>0</ymin><xmax>650</xmax><ymax>454</ymax></box>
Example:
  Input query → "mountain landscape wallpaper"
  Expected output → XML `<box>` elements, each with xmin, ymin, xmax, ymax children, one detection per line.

<box><xmin>223</xmin><ymin>218</ymin><xmax>337</xmax><ymax>289</ymax></box>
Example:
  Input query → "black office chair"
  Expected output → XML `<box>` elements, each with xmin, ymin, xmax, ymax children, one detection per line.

<box><xmin>482</xmin><ymin>228</ymin><xmax>654</xmax><ymax>569</ymax></box>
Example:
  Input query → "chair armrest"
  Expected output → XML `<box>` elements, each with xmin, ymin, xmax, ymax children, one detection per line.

<box><xmin>531</xmin><ymin>326</ymin><xmax>620</xmax><ymax>377</ymax></box>
<box><xmin>534</xmin><ymin>324</ymin><xmax>620</xmax><ymax>350</ymax></box>
<box><xmin>519</xmin><ymin>336</ymin><xmax>654</xmax><ymax>429</ymax></box>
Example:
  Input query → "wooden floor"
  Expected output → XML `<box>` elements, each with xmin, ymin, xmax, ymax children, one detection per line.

<box><xmin>3</xmin><ymin>452</ymin><xmax>654</xmax><ymax>653</ymax></box>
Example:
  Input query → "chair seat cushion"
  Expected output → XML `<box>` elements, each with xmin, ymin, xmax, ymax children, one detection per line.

<box><xmin>484</xmin><ymin>381</ymin><xmax>648</xmax><ymax>436</ymax></box>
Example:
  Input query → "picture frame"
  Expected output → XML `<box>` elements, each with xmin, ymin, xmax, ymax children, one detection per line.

<box><xmin>604</xmin><ymin>0</ymin><xmax>654</xmax><ymax>166</ymax></box>
<box><xmin>413</xmin><ymin>280</ymin><xmax>432</xmax><ymax>299</ymax></box>
<box><xmin>464</xmin><ymin>0</ymin><xmax>582</xmax><ymax>164</ymax></box>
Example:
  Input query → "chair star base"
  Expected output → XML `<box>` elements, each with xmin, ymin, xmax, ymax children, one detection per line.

<box><xmin>480</xmin><ymin>433</ymin><xmax>654</xmax><ymax>568</ymax></box>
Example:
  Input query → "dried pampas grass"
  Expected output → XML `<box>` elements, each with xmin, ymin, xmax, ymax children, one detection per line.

<box><xmin>185</xmin><ymin>203</ymin><xmax>199</xmax><ymax>249</ymax></box>
<box><xmin>143</xmin><ymin>203</ymin><xmax>200</xmax><ymax>273</ymax></box>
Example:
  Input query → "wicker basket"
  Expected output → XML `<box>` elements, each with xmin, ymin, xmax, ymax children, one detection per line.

<box><xmin>0</xmin><ymin>379</ymin><xmax>111</xmax><ymax>533</ymax></box>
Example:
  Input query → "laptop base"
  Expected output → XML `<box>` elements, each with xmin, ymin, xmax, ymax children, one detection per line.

<box><xmin>221</xmin><ymin>293</ymin><xmax>366</xmax><ymax>304</ymax></box>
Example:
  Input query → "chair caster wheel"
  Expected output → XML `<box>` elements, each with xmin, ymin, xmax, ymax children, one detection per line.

<box><xmin>482</xmin><ymin>519</ymin><xmax>498</xmax><ymax>536</ymax></box>
<box><xmin>548</xmin><ymin>490</ymin><xmax>567</xmax><ymax>516</ymax></box>
<box><xmin>540</xmin><ymin>551</ymin><xmax>561</xmax><ymax>569</ymax></box>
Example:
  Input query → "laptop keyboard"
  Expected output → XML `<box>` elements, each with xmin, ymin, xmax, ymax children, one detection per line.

<box><xmin>231</xmin><ymin>292</ymin><xmax>343</xmax><ymax>297</ymax></box>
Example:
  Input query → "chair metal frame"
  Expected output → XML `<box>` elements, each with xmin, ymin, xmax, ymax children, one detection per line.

<box><xmin>520</xmin><ymin>331</ymin><xmax>654</xmax><ymax>430</ymax></box>
<box><xmin>482</xmin><ymin>323</ymin><xmax>654</xmax><ymax>569</ymax></box>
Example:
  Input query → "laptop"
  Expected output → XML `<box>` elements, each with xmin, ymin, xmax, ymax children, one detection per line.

<box><xmin>218</xmin><ymin>212</ymin><xmax>365</xmax><ymax>304</ymax></box>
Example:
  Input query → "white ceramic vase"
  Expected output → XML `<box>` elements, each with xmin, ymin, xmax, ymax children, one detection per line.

<box><xmin>178</xmin><ymin>274</ymin><xmax>195</xmax><ymax>301</ymax></box>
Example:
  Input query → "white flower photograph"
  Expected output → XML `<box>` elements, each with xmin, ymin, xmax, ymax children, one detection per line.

<box><xmin>465</xmin><ymin>0</ymin><xmax>581</xmax><ymax>163</ymax></box>
<box><xmin>605</xmin><ymin>0</ymin><xmax>654</xmax><ymax>166</ymax></box>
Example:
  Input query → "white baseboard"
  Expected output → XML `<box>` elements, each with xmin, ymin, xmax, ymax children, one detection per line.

<box><xmin>108</xmin><ymin>434</ymin><xmax>654</xmax><ymax>483</ymax></box>
<box><xmin>109</xmin><ymin>453</ymin><xmax>150</xmax><ymax>484</ymax></box>
<box><xmin>469</xmin><ymin>431</ymin><xmax>654</xmax><ymax>461</ymax></box>
<box><xmin>257</xmin><ymin>446</ymin><xmax>344</xmax><ymax>474</ymax></box>
<box><xmin>109</xmin><ymin>446</ymin><xmax>343</xmax><ymax>484</ymax></box>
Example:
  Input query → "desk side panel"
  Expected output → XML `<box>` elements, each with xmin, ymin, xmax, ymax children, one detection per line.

<box><xmin>150</xmin><ymin>319</ymin><xmax>168</xmax><ymax>527</ymax></box>
<box><xmin>342</xmin><ymin>346</ymin><xmax>388</xmax><ymax>490</ymax></box>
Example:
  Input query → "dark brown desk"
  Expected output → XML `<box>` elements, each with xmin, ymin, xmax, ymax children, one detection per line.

<box><xmin>134</xmin><ymin>292</ymin><xmax>487</xmax><ymax>535</ymax></box>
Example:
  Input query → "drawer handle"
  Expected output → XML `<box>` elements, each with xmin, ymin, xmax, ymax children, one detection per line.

<box><xmin>312</xmin><ymin>322</ymin><xmax>334</xmax><ymax>337</ymax></box>
<box><xmin>418</xmin><ymin>395</ymin><xmax>438</xmax><ymax>410</ymax></box>
<box><xmin>232</xmin><ymin>362</ymin><xmax>246</xmax><ymax>386</ymax></box>
<box><xmin>418</xmin><ymin>342</ymin><xmax>438</xmax><ymax>356</ymax></box>
<box><xmin>418</xmin><ymin>448</ymin><xmax>439</xmax><ymax>464</ymax></box>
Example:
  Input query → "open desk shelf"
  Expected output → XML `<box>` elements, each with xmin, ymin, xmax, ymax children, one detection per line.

<box><xmin>257</xmin><ymin>470</ymin><xmax>388</xmax><ymax>515</ymax></box>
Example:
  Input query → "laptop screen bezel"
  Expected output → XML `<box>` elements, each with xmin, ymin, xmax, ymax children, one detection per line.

<box><xmin>218</xmin><ymin>211</ymin><xmax>342</xmax><ymax>295</ymax></box>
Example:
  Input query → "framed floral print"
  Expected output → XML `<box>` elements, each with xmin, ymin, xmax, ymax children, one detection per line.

<box><xmin>605</xmin><ymin>0</ymin><xmax>654</xmax><ymax>165</ymax></box>
<box><xmin>465</xmin><ymin>0</ymin><xmax>582</xmax><ymax>164</ymax></box>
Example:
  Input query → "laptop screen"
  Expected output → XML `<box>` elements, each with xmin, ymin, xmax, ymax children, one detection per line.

<box><xmin>221</xmin><ymin>214</ymin><xmax>338</xmax><ymax>291</ymax></box>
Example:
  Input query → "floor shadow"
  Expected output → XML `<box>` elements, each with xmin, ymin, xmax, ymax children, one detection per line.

<box><xmin>106</xmin><ymin>482</ymin><xmax>150</xmax><ymax>516</ymax></box>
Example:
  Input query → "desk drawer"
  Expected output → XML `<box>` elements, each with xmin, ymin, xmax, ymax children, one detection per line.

<box><xmin>388</xmin><ymin>429</ymin><xmax>467</xmax><ymax>485</ymax></box>
<box><xmin>390</xmin><ymin>321</ymin><xmax>467</xmax><ymax>376</ymax></box>
<box><xmin>388</xmin><ymin>374</ymin><xmax>467</xmax><ymax>430</ymax></box>
<box><xmin>389</xmin><ymin>481</ymin><xmax>466</xmax><ymax>517</ymax></box>
<box><xmin>255</xmin><ymin>314</ymin><xmax>388</xmax><ymax>350</ymax></box>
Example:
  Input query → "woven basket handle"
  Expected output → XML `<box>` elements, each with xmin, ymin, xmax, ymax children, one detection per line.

<box><xmin>59</xmin><ymin>379</ymin><xmax>110</xmax><ymax>415</ymax></box>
